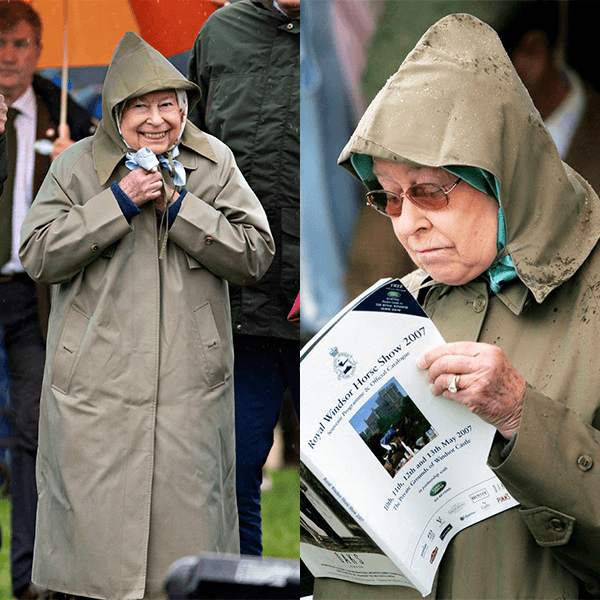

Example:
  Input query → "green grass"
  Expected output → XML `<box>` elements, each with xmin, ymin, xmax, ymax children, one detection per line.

<box><xmin>261</xmin><ymin>469</ymin><xmax>299</xmax><ymax>559</ymax></box>
<box><xmin>0</xmin><ymin>498</ymin><xmax>10</xmax><ymax>598</ymax></box>
<box><xmin>0</xmin><ymin>469</ymin><xmax>299</xmax><ymax>597</ymax></box>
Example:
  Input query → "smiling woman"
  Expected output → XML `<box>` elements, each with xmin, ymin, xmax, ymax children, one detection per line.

<box><xmin>119</xmin><ymin>90</ymin><xmax>184</xmax><ymax>154</ymax></box>
<box><xmin>18</xmin><ymin>31</ymin><xmax>274</xmax><ymax>600</ymax></box>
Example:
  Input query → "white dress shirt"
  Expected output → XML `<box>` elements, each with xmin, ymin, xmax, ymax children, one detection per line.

<box><xmin>545</xmin><ymin>67</ymin><xmax>587</xmax><ymax>160</ymax></box>
<box><xmin>2</xmin><ymin>86</ymin><xmax>37</xmax><ymax>275</ymax></box>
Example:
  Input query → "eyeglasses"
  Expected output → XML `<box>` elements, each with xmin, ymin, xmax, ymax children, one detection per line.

<box><xmin>365</xmin><ymin>178</ymin><xmax>462</xmax><ymax>218</ymax></box>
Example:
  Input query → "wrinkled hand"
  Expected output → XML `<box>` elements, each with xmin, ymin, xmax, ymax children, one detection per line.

<box><xmin>0</xmin><ymin>95</ymin><xmax>7</xmax><ymax>135</ymax></box>
<box><xmin>155</xmin><ymin>184</ymin><xmax>180</xmax><ymax>214</ymax></box>
<box><xmin>49</xmin><ymin>124</ymin><xmax>75</xmax><ymax>161</ymax></box>
<box><xmin>417</xmin><ymin>342</ymin><xmax>526</xmax><ymax>439</ymax></box>
<box><xmin>119</xmin><ymin>168</ymin><xmax>164</xmax><ymax>207</ymax></box>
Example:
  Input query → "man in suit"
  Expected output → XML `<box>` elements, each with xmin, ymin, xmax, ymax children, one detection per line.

<box><xmin>0</xmin><ymin>2</ymin><xmax>95</xmax><ymax>598</ymax></box>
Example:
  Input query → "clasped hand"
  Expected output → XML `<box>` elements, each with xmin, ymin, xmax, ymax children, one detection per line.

<box><xmin>119</xmin><ymin>168</ymin><xmax>178</xmax><ymax>213</ymax></box>
<box><xmin>417</xmin><ymin>342</ymin><xmax>526</xmax><ymax>440</ymax></box>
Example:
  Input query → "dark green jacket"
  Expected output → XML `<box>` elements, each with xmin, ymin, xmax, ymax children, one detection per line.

<box><xmin>188</xmin><ymin>0</ymin><xmax>299</xmax><ymax>340</ymax></box>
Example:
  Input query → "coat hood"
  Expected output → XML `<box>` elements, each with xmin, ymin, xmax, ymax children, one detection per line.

<box><xmin>92</xmin><ymin>32</ymin><xmax>207</xmax><ymax>185</ymax></box>
<box><xmin>339</xmin><ymin>14</ymin><xmax>600</xmax><ymax>303</ymax></box>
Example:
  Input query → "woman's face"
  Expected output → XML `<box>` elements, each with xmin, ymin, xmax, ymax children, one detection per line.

<box><xmin>372</xmin><ymin>159</ymin><xmax>499</xmax><ymax>286</ymax></box>
<box><xmin>120</xmin><ymin>90</ymin><xmax>182</xmax><ymax>154</ymax></box>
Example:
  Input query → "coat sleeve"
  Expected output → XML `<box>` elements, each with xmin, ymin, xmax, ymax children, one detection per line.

<box><xmin>489</xmin><ymin>387</ymin><xmax>600</xmax><ymax>596</ymax></box>
<box><xmin>168</xmin><ymin>143</ymin><xmax>275</xmax><ymax>286</ymax></box>
<box><xmin>19</xmin><ymin>160</ymin><xmax>133</xmax><ymax>285</ymax></box>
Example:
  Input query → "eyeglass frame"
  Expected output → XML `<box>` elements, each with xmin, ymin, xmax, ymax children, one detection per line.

<box><xmin>364</xmin><ymin>177</ymin><xmax>462</xmax><ymax>218</ymax></box>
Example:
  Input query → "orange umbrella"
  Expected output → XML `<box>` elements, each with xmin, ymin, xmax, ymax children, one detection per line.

<box><xmin>28</xmin><ymin>0</ymin><xmax>216</xmax><ymax>123</ymax></box>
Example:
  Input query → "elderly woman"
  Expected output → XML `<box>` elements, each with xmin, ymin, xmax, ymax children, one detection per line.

<box><xmin>19</xmin><ymin>33</ymin><xmax>274</xmax><ymax>600</ymax></box>
<box><xmin>314</xmin><ymin>13</ymin><xmax>600</xmax><ymax>600</ymax></box>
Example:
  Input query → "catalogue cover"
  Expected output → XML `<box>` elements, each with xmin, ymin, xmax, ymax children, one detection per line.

<box><xmin>300</xmin><ymin>278</ymin><xmax>518</xmax><ymax>596</ymax></box>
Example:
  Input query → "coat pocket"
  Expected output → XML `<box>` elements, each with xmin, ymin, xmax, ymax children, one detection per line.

<box><xmin>520</xmin><ymin>506</ymin><xmax>575</xmax><ymax>547</ymax></box>
<box><xmin>185</xmin><ymin>252</ymin><xmax>204</xmax><ymax>270</ymax></box>
<box><xmin>193</xmin><ymin>301</ymin><xmax>225</xmax><ymax>389</ymax></box>
<box><xmin>51</xmin><ymin>306</ymin><xmax>90</xmax><ymax>394</ymax></box>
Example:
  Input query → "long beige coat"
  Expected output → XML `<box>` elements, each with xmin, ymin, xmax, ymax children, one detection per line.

<box><xmin>20</xmin><ymin>33</ymin><xmax>274</xmax><ymax>600</ymax></box>
<box><xmin>316</xmin><ymin>14</ymin><xmax>600</xmax><ymax>599</ymax></box>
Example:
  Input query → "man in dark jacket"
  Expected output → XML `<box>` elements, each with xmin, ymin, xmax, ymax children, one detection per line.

<box><xmin>188</xmin><ymin>0</ymin><xmax>299</xmax><ymax>555</ymax></box>
<box><xmin>0</xmin><ymin>2</ymin><xmax>96</xmax><ymax>597</ymax></box>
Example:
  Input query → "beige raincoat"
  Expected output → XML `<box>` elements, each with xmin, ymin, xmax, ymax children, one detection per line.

<box><xmin>20</xmin><ymin>33</ymin><xmax>274</xmax><ymax>599</ymax></box>
<box><xmin>316</xmin><ymin>14</ymin><xmax>600</xmax><ymax>599</ymax></box>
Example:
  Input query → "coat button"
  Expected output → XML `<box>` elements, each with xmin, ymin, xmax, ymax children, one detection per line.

<box><xmin>286</xmin><ymin>22</ymin><xmax>294</xmax><ymax>30</ymax></box>
<box><xmin>549</xmin><ymin>518</ymin><xmax>566</xmax><ymax>532</ymax></box>
<box><xmin>91</xmin><ymin>244</ymin><xmax>100</xmax><ymax>252</ymax></box>
<box><xmin>472</xmin><ymin>296</ymin><xmax>487</xmax><ymax>313</ymax></box>
<box><xmin>205</xmin><ymin>237</ymin><xmax>213</xmax><ymax>245</ymax></box>
<box><xmin>577</xmin><ymin>454</ymin><xmax>594</xmax><ymax>471</ymax></box>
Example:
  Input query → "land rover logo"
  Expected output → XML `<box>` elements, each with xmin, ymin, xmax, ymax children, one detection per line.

<box><xmin>430</xmin><ymin>481</ymin><xmax>447</xmax><ymax>496</ymax></box>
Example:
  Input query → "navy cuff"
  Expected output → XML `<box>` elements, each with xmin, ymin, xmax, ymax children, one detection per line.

<box><xmin>167</xmin><ymin>189</ymin><xmax>187</xmax><ymax>228</ymax></box>
<box><xmin>111</xmin><ymin>181</ymin><xmax>141</xmax><ymax>222</ymax></box>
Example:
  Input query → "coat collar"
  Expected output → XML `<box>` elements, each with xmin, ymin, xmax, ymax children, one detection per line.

<box><xmin>410</xmin><ymin>271</ymin><xmax>532</xmax><ymax>317</ymax></box>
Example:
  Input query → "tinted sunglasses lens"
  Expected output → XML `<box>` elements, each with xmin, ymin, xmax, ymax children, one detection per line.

<box><xmin>409</xmin><ymin>184</ymin><xmax>448</xmax><ymax>209</ymax></box>
<box><xmin>367</xmin><ymin>191</ymin><xmax>402</xmax><ymax>216</ymax></box>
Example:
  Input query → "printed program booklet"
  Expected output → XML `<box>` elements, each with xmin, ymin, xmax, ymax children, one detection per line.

<box><xmin>300</xmin><ymin>278</ymin><xmax>518</xmax><ymax>596</ymax></box>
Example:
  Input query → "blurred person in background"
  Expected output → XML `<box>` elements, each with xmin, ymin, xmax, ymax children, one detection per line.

<box><xmin>498</xmin><ymin>0</ymin><xmax>600</xmax><ymax>194</ymax></box>
<box><xmin>0</xmin><ymin>2</ymin><xmax>95</xmax><ymax>598</ymax></box>
<box><xmin>0</xmin><ymin>91</ymin><xmax>7</xmax><ymax>559</ymax></box>
<box><xmin>300</xmin><ymin>0</ymin><xmax>383</xmax><ymax>336</ymax></box>
<box><xmin>188</xmin><ymin>0</ymin><xmax>299</xmax><ymax>556</ymax></box>
<box><xmin>0</xmin><ymin>91</ymin><xmax>7</xmax><ymax>188</ymax></box>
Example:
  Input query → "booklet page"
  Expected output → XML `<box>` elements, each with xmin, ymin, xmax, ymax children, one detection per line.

<box><xmin>301</xmin><ymin>279</ymin><xmax>518</xmax><ymax>595</ymax></box>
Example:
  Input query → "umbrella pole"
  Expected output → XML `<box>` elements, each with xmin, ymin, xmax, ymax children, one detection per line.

<box><xmin>60</xmin><ymin>0</ymin><xmax>68</xmax><ymax>128</ymax></box>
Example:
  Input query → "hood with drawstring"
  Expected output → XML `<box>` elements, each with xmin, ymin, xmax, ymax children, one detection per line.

<box><xmin>20</xmin><ymin>31</ymin><xmax>273</xmax><ymax>600</ymax></box>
